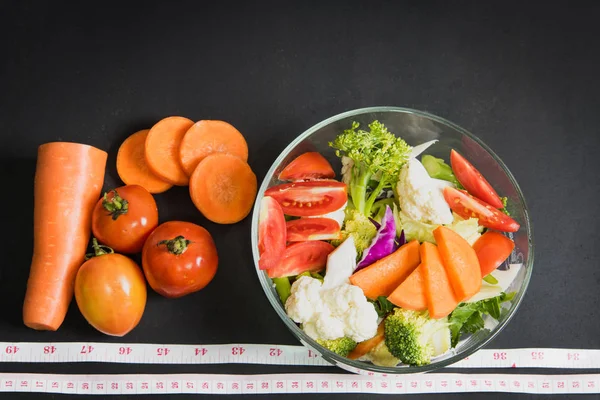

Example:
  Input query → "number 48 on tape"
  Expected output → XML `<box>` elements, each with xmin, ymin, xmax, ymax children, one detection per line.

<box><xmin>1</xmin><ymin>342</ymin><xmax>598</xmax><ymax>370</ymax></box>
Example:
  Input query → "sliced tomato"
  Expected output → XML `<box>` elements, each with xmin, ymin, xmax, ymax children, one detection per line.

<box><xmin>264</xmin><ymin>180</ymin><xmax>348</xmax><ymax>217</ymax></box>
<box><xmin>450</xmin><ymin>149</ymin><xmax>503</xmax><ymax>209</ymax></box>
<box><xmin>278</xmin><ymin>152</ymin><xmax>335</xmax><ymax>181</ymax></box>
<box><xmin>443</xmin><ymin>187</ymin><xmax>520</xmax><ymax>232</ymax></box>
<box><xmin>267</xmin><ymin>241</ymin><xmax>334</xmax><ymax>278</ymax></box>
<box><xmin>286</xmin><ymin>218</ymin><xmax>341</xmax><ymax>242</ymax></box>
<box><xmin>473</xmin><ymin>231</ymin><xmax>515</xmax><ymax>276</ymax></box>
<box><xmin>258</xmin><ymin>196</ymin><xmax>287</xmax><ymax>270</ymax></box>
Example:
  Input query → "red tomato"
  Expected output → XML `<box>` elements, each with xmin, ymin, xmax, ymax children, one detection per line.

<box><xmin>267</xmin><ymin>241</ymin><xmax>334</xmax><ymax>278</ymax></box>
<box><xmin>443</xmin><ymin>187</ymin><xmax>520</xmax><ymax>232</ymax></box>
<box><xmin>142</xmin><ymin>221</ymin><xmax>218</xmax><ymax>298</ymax></box>
<box><xmin>75</xmin><ymin>244</ymin><xmax>147</xmax><ymax>337</ymax></box>
<box><xmin>450</xmin><ymin>149</ymin><xmax>503</xmax><ymax>208</ymax></box>
<box><xmin>473</xmin><ymin>231</ymin><xmax>515</xmax><ymax>276</ymax></box>
<box><xmin>278</xmin><ymin>152</ymin><xmax>335</xmax><ymax>181</ymax></box>
<box><xmin>264</xmin><ymin>180</ymin><xmax>347</xmax><ymax>217</ymax></box>
<box><xmin>286</xmin><ymin>218</ymin><xmax>341</xmax><ymax>242</ymax></box>
<box><xmin>92</xmin><ymin>185</ymin><xmax>159</xmax><ymax>254</ymax></box>
<box><xmin>258</xmin><ymin>196</ymin><xmax>286</xmax><ymax>270</ymax></box>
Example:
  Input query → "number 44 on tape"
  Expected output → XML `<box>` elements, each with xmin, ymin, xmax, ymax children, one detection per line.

<box><xmin>0</xmin><ymin>342</ymin><xmax>598</xmax><ymax>370</ymax></box>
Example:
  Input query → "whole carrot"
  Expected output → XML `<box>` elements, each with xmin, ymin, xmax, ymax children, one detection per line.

<box><xmin>23</xmin><ymin>142</ymin><xmax>107</xmax><ymax>331</ymax></box>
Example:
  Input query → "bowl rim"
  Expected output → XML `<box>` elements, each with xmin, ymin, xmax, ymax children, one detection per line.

<box><xmin>250</xmin><ymin>106</ymin><xmax>534</xmax><ymax>374</ymax></box>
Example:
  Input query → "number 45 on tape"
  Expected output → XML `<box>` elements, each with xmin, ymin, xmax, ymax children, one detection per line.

<box><xmin>0</xmin><ymin>342</ymin><xmax>598</xmax><ymax>370</ymax></box>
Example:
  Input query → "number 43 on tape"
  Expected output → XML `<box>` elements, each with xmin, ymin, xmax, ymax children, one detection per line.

<box><xmin>0</xmin><ymin>342</ymin><xmax>598</xmax><ymax>370</ymax></box>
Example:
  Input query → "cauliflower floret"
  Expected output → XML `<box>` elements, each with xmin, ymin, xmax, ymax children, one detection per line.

<box><xmin>396</xmin><ymin>158</ymin><xmax>453</xmax><ymax>225</ymax></box>
<box><xmin>343</xmin><ymin>302</ymin><xmax>379</xmax><ymax>342</ymax></box>
<box><xmin>311</xmin><ymin>311</ymin><xmax>346</xmax><ymax>340</ymax></box>
<box><xmin>285</xmin><ymin>276</ymin><xmax>325</xmax><ymax>324</ymax></box>
<box><xmin>321</xmin><ymin>284</ymin><xmax>378</xmax><ymax>342</ymax></box>
<box><xmin>341</xmin><ymin>156</ymin><xmax>354</xmax><ymax>185</ymax></box>
<box><xmin>322</xmin><ymin>284</ymin><xmax>365</xmax><ymax>311</ymax></box>
<box><xmin>286</xmin><ymin>276</ymin><xmax>379</xmax><ymax>343</ymax></box>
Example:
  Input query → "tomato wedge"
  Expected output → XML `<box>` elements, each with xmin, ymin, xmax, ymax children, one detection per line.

<box><xmin>278</xmin><ymin>152</ymin><xmax>335</xmax><ymax>181</ymax></box>
<box><xmin>264</xmin><ymin>180</ymin><xmax>348</xmax><ymax>217</ymax></box>
<box><xmin>258</xmin><ymin>196</ymin><xmax>287</xmax><ymax>270</ymax></box>
<box><xmin>443</xmin><ymin>187</ymin><xmax>520</xmax><ymax>232</ymax></box>
<box><xmin>286</xmin><ymin>218</ymin><xmax>341</xmax><ymax>242</ymax></box>
<box><xmin>472</xmin><ymin>231</ymin><xmax>515</xmax><ymax>276</ymax></box>
<box><xmin>450</xmin><ymin>149</ymin><xmax>503</xmax><ymax>208</ymax></box>
<box><xmin>267</xmin><ymin>241</ymin><xmax>334</xmax><ymax>278</ymax></box>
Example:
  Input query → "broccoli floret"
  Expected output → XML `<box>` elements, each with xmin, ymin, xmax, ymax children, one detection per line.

<box><xmin>330</xmin><ymin>121</ymin><xmax>412</xmax><ymax>216</ymax></box>
<box><xmin>500</xmin><ymin>196</ymin><xmax>511</xmax><ymax>216</ymax></box>
<box><xmin>316</xmin><ymin>337</ymin><xmax>357</xmax><ymax>357</ymax></box>
<box><xmin>331</xmin><ymin>209</ymin><xmax>377</xmax><ymax>257</ymax></box>
<box><xmin>384</xmin><ymin>308</ymin><xmax>450</xmax><ymax>366</ymax></box>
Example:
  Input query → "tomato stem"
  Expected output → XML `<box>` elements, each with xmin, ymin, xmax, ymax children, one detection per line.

<box><xmin>102</xmin><ymin>189</ymin><xmax>129</xmax><ymax>220</ymax></box>
<box><xmin>158</xmin><ymin>236</ymin><xmax>192</xmax><ymax>255</ymax></box>
<box><xmin>85</xmin><ymin>238</ymin><xmax>115</xmax><ymax>260</ymax></box>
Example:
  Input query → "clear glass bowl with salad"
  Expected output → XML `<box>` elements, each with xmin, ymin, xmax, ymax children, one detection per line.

<box><xmin>251</xmin><ymin>106</ymin><xmax>533</xmax><ymax>375</ymax></box>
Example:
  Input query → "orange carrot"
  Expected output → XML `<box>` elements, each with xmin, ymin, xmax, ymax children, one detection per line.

<box><xmin>433</xmin><ymin>226</ymin><xmax>482</xmax><ymax>301</ymax></box>
<box><xmin>420</xmin><ymin>242</ymin><xmax>458</xmax><ymax>319</ymax></box>
<box><xmin>189</xmin><ymin>153</ymin><xmax>257</xmax><ymax>224</ymax></box>
<box><xmin>116</xmin><ymin>129</ymin><xmax>173</xmax><ymax>194</ymax></box>
<box><xmin>387</xmin><ymin>264</ymin><xmax>427</xmax><ymax>311</ymax></box>
<box><xmin>179</xmin><ymin>120</ymin><xmax>248</xmax><ymax>176</ymax></box>
<box><xmin>349</xmin><ymin>240</ymin><xmax>421</xmax><ymax>299</ymax></box>
<box><xmin>23</xmin><ymin>142</ymin><xmax>107</xmax><ymax>331</ymax></box>
<box><xmin>145</xmin><ymin>116</ymin><xmax>194</xmax><ymax>186</ymax></box>
<box><xmin>348</xmin><ymin>320</ymin><xmax>385</xmax><ymax>360</ymax></box>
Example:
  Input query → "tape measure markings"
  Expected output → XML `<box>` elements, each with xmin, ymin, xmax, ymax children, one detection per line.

<box><xmin>1</xmin><ymin>342</ymin><xmax>598</xmax><ymax>369</ymax></box>
<box><xmin>0</xmin><ymin>372</ymin><xmax>597</xmax><ymax>395</ymax></box>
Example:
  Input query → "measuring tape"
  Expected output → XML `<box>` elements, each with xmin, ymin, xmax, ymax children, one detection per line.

<box><xmin>0</xmin><ymin>342</ymin><xmax>598</xmax><ymax>369</ymax></box>
<box><xmin>0</xmin><ymin>343</ymin><xmax>598</xmax><ymax>395</ymax></box>
<box><xmin>0</xmin><ymin>372</ymin><xmax>598</xmax><ymax>395</ymax></box>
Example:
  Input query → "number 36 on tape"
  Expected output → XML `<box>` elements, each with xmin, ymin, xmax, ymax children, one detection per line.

<box><xmin>0</xmin><ymin>342</ymin><xmax>598</xmax><ymax>370</ymax></box>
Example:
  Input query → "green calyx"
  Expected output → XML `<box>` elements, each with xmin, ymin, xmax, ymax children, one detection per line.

<box><xmin>158</xmin><ymin>236</ymin><xmax>192</xmax><ymax>255</ymax></box>
<box><xmin>102</xmin><ymin>189</ymin><xmax>129</xmax><ymax>220</ymax></box>
<box><xmin>85</xmin><ymin>238</ymin><xmax>114</xmax><ymax>260</ymax></box>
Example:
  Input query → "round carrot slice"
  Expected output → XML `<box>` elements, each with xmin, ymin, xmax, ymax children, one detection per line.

<box><xmin>179</xmin><ymin>120</ymin><xmax>248</xmax><ymax>176</ymax></box>
<box><xmin>189</xmin><ymin>153</ymin><xmax>257</xmax><ymax>224</ymax></box>
<box><xmin>145</xmin><ymin>116</ymin><xmax>194</xmax><ymax>186</ymax></box>
<box><xmin>116</xmin><ymin>130</ymin><xmax>173</xmax><ymax>194</ymax></box>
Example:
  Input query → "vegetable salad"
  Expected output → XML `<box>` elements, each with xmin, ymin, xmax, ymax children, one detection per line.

<box><xmin>258</xmin><ymin>121</ymin><xmax>522</xmax><ymax>367</ymax></box>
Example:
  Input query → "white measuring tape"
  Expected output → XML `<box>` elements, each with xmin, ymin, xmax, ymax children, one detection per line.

<box><xmin>0</xmin><ymin>372</ymin><xmax>598</xmax><ymax>395</ymax></box>
<box><xmin>0</xmin><ymin>343</ymin><xmax>598</xmax><ymax>395</ymax></box>
<box><xmin>0</xmin><ymin>342</ymin><xmax>598</xmax><ymax>369</ymax></box>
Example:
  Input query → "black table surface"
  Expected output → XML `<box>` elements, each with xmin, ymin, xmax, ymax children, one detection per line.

<box><xmin>1</xmin><ymin>1</ymin><xmax>599</xmax><ymax>399</ymax></box>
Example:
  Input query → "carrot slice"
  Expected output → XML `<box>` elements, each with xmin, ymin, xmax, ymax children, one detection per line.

<box><xmin>421</xmin><ymin>242</ymin><xmax>459</xmax><ymax>319</ymax></box>
<box><xmin>387</xmin><ymin>264</ymin><xmax>427</xmax><ymax>311</ymax></box>
<box><xmin>433</xmin><ymin>226</ymin><xmax>482</xmax><ymax>301</ymax></box>
<box><xmin>349</xmin><ymin>240</ymin><xmax>421</xmax><ymax>299</ymax></box>
<box><xmin>145</xmin><ymin>116</ymin><xmax>194</xmax><ymax>186</ymax></box>
<box><xmin>189</xmin><ymin>153</ymin><xmax>257</xmax><ymax>224</ymax></box>
<box><xmin>116</xmin><ymin>129</ymin><xmax>173</xmax><ymax>194</ymax></box>
<box><xmin>23</xmin><ymin>142</ymin><xmax>107</xmax><ymax>331</ymax></box>
<box><xmin>348</xmin><ymin>320</ymin><xmax>385</xmax><ymax>360</ymax></box>
<box><xmin>179</xmin><ymin>120</ymin><xmax>248</xmax><ymax>176</ymax></box>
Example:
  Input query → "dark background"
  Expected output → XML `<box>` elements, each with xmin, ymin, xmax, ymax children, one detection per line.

<box><xmin>1</xmin><ymin>1</ymin><xmax>599</xmax><ymax>399</ymax></box>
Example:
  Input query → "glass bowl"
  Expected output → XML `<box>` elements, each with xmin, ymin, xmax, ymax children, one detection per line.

<box><xmin>250</xmin><ymin>106</ymin><xmax>533</xmax><ymax>375</ymax></box>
